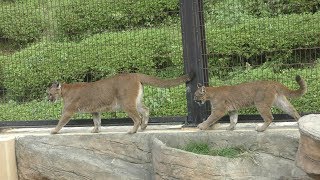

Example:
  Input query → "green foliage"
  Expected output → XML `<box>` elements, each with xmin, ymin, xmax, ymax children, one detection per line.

<box><xmin>183</xmin><ymin>141</ymin><xmax>245</xmax><ymax>158</ymax></box>
<box><xmin>244</xmin><ymin>0</ymin><xmax>320</xmax><ymax>17</ymax></box>
<box><xmin>55</xmin><ymin>0</ymin><xmax>179</xmax><ymax>40</ymax></box>
<box><xmin>0</xmin><ymin>58</ymin><xmax>4</xmax><ymax>96</ymax></box>
<box><xmin>204</xmin><ymin>0</ymin><xmax>320</xmax><ymax>23</ymax></box>
<box><xmin>144</xmin><ymin>85</ymin><xmax>187</xmax><ymax>116</ymax></box>
<box><xmin>183</xmin><ymin>142</ymin><xmax>211</xmax><ymax>155</ymax></box>
<box><xmin>207</xmin><ymin>12</ymin><xmax>320</xmax><ymax>75</ymax></box>
<box><xmin>2</xmin><ymin>27</ymin><xmax>183</xmax><ymax>101</ymax></box>
<box><xmin>0</xmin><ymin>2</ymin><xmax>46</xmax><ymax>45</ymax></box>
<box><xmin>0</xmin><ymin>0</ymin><xmax>179</xmax><ymax>44</ymax></box>
<box><xmin>204</xmin><ymin>0</ymin><xmax>253</xmax><ymax>28</ymax></box>
<box><xmin>0</xmin><ymin>100</ymin><xmax>60</xmax><ymax>120</ymax></box>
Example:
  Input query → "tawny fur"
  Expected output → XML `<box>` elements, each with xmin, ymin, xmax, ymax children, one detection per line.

<box><xmin>48</xmin><ymin>73</ymin><xmax>192</xmax><ymax>134</ymax></box>
<box><xmin>194</xmin><ymin>75</ymin><xmax>307</xmax><ymax>132</ymax></box>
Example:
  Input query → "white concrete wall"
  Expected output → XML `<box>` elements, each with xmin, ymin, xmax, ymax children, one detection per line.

<box><xmin>0</xmin><ymin>137</ymin><xmax>18</xmax><ymax>180</ymax></box>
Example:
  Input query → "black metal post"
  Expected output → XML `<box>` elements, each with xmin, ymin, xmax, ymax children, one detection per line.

<box><xmin>180</xmin><ymin>0</ymin><xmax>209</xmax><ymax>125</ymax></box>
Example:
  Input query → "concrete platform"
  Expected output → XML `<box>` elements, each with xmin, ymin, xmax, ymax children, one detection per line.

<box><xmin>3</xmin><ymin>121</ymin><xmax>308</xmax><ymax>180</ymax></box>
<box><xmin>1</xmin><ymin>121</ymin><xmax>299</xmax><ymax>137</ymax></box>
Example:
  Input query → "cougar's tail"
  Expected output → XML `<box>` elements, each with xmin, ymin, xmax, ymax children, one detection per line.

<box><xmin>137</xmin><ymin>73</ymin><xmax>193</xmax><ymax>88</ymax></box>
<box><xmin>286</xmin><ymin>75</ymin><xmax>307</xmax><ymax>98</ymax></box>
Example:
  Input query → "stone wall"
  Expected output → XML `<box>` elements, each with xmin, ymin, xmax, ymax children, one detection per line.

<box><xmin>15</xmin><ymin>130</ymin><xmax>310</xmax><ymax>180</ymax></box>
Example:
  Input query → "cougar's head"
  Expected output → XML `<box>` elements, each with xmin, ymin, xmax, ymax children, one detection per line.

<box><xmin>194</xmin><ymin>83</ymin><xmax>207</xmax><ymax>105</ymax></box>
<box><xmin>47</xmin><ymin>82</ymin><xmax>61</xmax><ymax>102</ymax></box>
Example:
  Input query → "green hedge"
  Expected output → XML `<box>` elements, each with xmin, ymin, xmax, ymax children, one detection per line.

<box><xmin>206</xmin><ymin>12</ymin><xmax>320</xmax><ymax>76</ymax></box>
<box><xmin>244</xmin><ymin>0</ymin><xmax>320</xmax><ymax>17</ymax></box>
<box><xmin>56</xmin><ymin>0</ymin><xmax>179</xmax><ymax>40</ymax></box>
<box><xmin>0</xmin><ymin>2</ymin><xmax>46</xmax><ymax>45</ymax></box>
<box><xmin>0</xmin><ymin>0</ymin><xmax>179</xmax><ymax>43</ymax></box>
<box><xmin>0</xmin><ymin>0</ymin><xmax>318</xmax><ymax>45</ymax></box>
<box><xmin>2</xmin><ymin>27</ymin><xmax>183</xmax><ymax>101</ymax></box>
<box><xmin>2</xmin><ymin>12</ymin><xmax>320</xmax><ymax>101</ymax></box>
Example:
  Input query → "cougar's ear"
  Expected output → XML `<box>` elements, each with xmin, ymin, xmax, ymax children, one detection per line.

<box><xmin>52</xmin><ymin>81</ymin><xmax>61</xmax><ymax>89</ymax></box>
<box><xmin>197</xmin><ymin>83</ymin><xmax>202</xmax><ymax>88</ymax></box>
<box><xmin>200</xmin><ymin>86</ymin><xmax>205</xmax><ymax>93</ymax></box>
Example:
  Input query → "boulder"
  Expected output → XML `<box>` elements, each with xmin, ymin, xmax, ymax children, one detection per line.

<box><xmin>14</xmin><ymin>129</ymin><xmax>311</xmax><ymax>179</ymax></box>
<box><xmin>296</xmin><ymin>114</ymin><xmax>320</xmax><ymax>178</ymax></box>
<box><xmin>15</xmin><ymin>134</ymin><xmax>152</xmax><ymax>180</ymax></box>
<box><xmin>152</xmin><ymin>138</ymin><xmax>309</xmax><ymax>180</ymax></box>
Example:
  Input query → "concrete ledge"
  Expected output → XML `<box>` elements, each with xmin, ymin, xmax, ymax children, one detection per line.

<box><xmin>8</xmin><ymin>124</ymin><xmax>310</xmax><ymax>179</ymax></box>
<box><xmin>0</xmin><ymin>122</ymin><xmax>311</xmax><ymax>179</ymax></box>
<box><xmin>0</xmin><ymin>136</ymin><xmax>18</xmax><ymax>180</ymax></box>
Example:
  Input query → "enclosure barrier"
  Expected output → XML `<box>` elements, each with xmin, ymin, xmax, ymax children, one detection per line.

<box><xmin>0</xmin><ymin>137</ymin><xmax>18</xmax><ymax>180</ymax></box>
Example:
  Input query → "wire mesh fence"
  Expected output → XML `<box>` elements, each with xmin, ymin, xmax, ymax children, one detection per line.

<box><xmin>0</xmin><ymin>0</ymin><xmax>186</xmax><ymax>121</ymax></box>
<box><xmin>201</xmin><ymin>0</ymin><xmax>320</xmax><ymax>116</ymax></box>
<box><xmin>0</xmin><ymin>0</ymin><xmax>319</xmax><ymax>123</ymax></box>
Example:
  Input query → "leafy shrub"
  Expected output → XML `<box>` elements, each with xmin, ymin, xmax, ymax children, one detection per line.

<box><xmin>0</xmin><ymin>56</ymin><xmax>5</xmax><ymax>96</ymax></box>
<box><xmin>0</xmin><ymin>0</ymin><xmax>180</xmax><ymax>45</ymax></box>
<box><xmin>55</xmin><ymin>0</ymin><xmax>179</xmax><ymax>40</ymax></box>
<box><xmin>204</xmin><ymin>0</ymin><xmax>253</xmax><ymax>28</ymax></box>
<box><xmin>1</xmin><ymin>27</ymin><xmax>184</xmax><ymax>101</ymax></box>
<box><xmin>244</xmin><ymin>0</ymin><xmax>320</xmax><ymax>17</ymax></box>
<box><xmin>204</xmin><ymin>0</ymin><xmax>320</xmax><ymax>23</ymax></box>
<box><xmin>206</xmin><ymin>12</ymin><xmax>320</xmax><ymax>76</ymax></box>
<box><xmin>0</xmin><ymin>3</ymin><xmax>46</xmax><ymax>45</ymax></box>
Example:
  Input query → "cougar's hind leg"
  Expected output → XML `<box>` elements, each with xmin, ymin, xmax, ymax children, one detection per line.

<box><xmin>124</xmin><ymin>104</ymin><xmax>142</xmax><ymax>134</ymax></box>
<box><xmin>227</xmin><ymin>111</ymin><xmax>238</xmax><ymax>130</ymax></box>
<box><xmin>91</xmin><ymin>112</ymin><xmax>101</xmax><ymax>133</ymax></box>
<box><xmin>137</xmin><ymin>103</ymin><xmax>149</xmax><ymax>131</ymax></box>
<box><xmin>274</xmin><ymin>95</ymin><xmax>301</xmax><ymax>121</ymax></box>
<box><xmin>254</xmin><ymin>92</ymin><xmax>276</xmax><ymax>132</ymax></box>
<box><xmin>255</xmin><ymin>105</ymin><xmax>273</xmax><ymax>132</ymax></box>
<box><xmin>135</xmin><ymin>85</ymin><xmax>149</xmax><ymax>131</ymax></box>
<box><xmin>51</xmin><ymin>110</ymin><xmax>74</xmax><ymax>134</ymax></box>
<box><xmin>197</xmin><ymin>105</ymin><xmax>226</xmax><ymax>130</ymax></box>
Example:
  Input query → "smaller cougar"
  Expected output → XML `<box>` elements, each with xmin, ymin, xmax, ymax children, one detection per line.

<box><xmin>194</xmin><ymin>75</ymin><xmax>307</xmax><ymax>132</ymax></box>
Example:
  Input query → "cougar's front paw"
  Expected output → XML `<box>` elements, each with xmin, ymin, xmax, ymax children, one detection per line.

<box><xmin>50</xmin><ymin>129</ymin><xmax>59</xmax><ymax>134</ymax></box>
<box><xmin>226</xmin><ymin>125</ymin><xmax>235</xmax><ymax>131</ymax></box>
<box><xmin>197</xmin><ymin>122</ymin><xmax>209</xmax><ymax>130</ymax></box>
<box><xmin>255</xmin><ymin>125</ymin><xmax>267</xmax><ymax>132</ymax></box>
<box><xmin>140</xmin><ymin>124</ymin><xmax>147</xmax><ymax>131</ymax></box>
<box><xmin>127</xmin><ymin>129</ymin><xmax>137</xmax><ymax>134</ymax></box>
<box><xmin>91</xmin><ymin>127</ymin><xmax>100</xmax><ymax>133</ymax></box>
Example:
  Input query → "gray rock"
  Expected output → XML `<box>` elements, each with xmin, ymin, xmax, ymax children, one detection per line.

<box><xmin>15</xmin><ymin>129</ymin><xmax>310</xmax><ymax>180</ymax></box>
<box><xmin>296</xmin><ymin>114</ymin><xmax>320</xmax><ymax>178</ymax></box>
<box><xmin>16</xmin><ymin>134</ymin><xmax>152</xmax><ymax>180</ymax></box>
<box><xmin>152</xmin><ymin>137</ymin><xmax>309</xmax><ymax>180</ymax></box>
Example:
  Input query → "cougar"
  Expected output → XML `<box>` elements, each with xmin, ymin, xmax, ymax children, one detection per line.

<box><xmin>194</xmin><ymin>75</ymin><xmax>307</xmax><ymax>132</ymax></box>
<box><xmin>48</xmin><ymin>73</ymin><xmax>192</xmax><ymax>134</ymax></box>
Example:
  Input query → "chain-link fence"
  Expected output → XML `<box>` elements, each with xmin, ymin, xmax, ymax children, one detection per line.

<box><xmin>201</xmin><ymin>0</ymin><xmax>320</xmax><ymax>116</ymax></box>
<box><xmin>0</xmin><ymin>0</ymin><xmax>319</xmax><ymax>124</ymax></box>
<box><xmin>0</xmin><ymin>0</ymin><xmax>187</xmax><ymax>122</ymax></box>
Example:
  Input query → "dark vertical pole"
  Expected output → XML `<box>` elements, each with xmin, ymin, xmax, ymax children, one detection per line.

<box><xmin>180</xmin><ymin>0</ymin><xmax>209</xmax><ymax>125</ymax></box>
